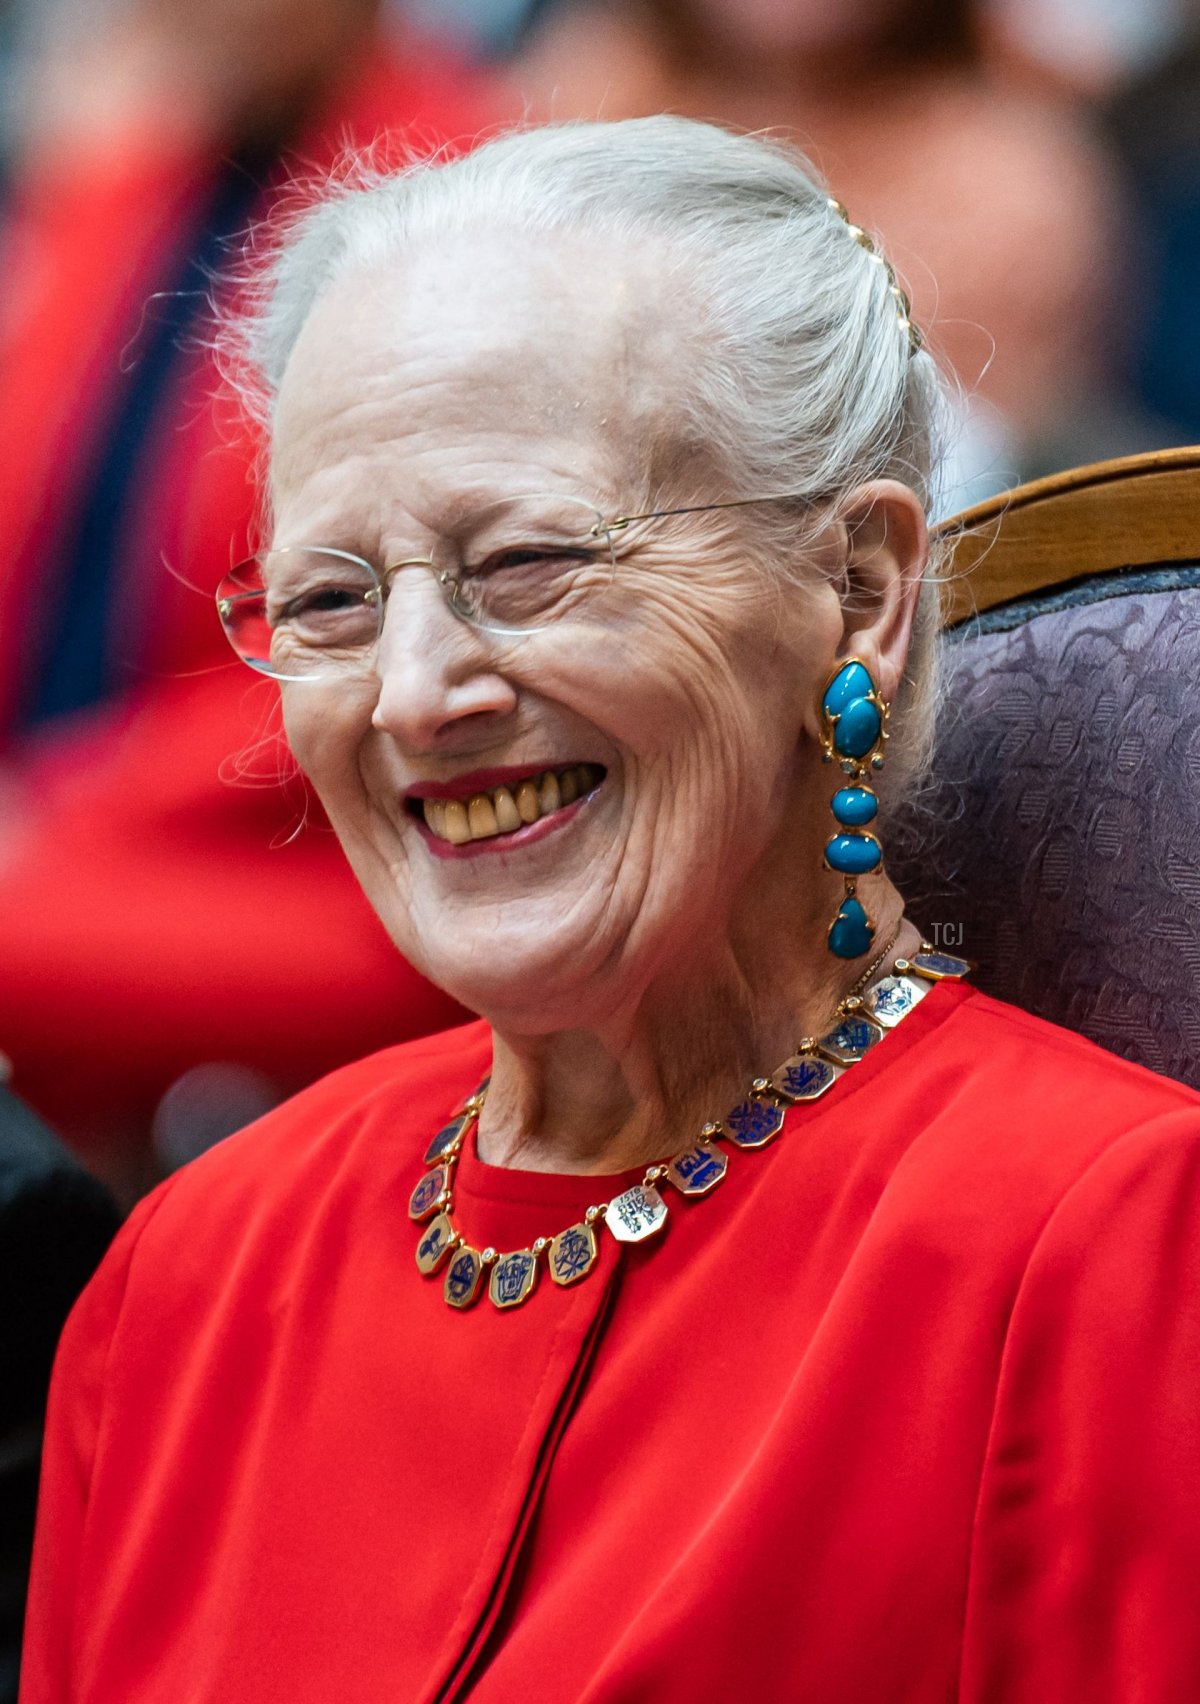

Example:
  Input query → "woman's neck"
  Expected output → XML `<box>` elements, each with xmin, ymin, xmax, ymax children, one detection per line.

<box><xmin>476</xmin><ymin>886</ymin><xmax>919</xmax><ymax>1175</ymax></box>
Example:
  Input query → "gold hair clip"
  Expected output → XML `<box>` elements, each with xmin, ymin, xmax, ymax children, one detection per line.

<box><xmin>826</xmin><ymin>196</ymin><xmax>922</xmax><ymax>355</ymax></box>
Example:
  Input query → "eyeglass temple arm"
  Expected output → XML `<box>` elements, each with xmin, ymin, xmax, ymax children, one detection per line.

<box><xmin>600</xmin><ymin>493</ymin><xmax>814</xmax><ymax>535</ymax></box>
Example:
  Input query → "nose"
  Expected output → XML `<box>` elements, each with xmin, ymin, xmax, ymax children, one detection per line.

<box><xmin>369</xmin><ymin>565</ymin><xmax>518</xmax><ymax>750</ymax></box>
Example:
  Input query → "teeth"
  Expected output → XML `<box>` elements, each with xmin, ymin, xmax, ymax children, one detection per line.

<box><xmin>420</xmin><ymin>765</ymin><xmax>601</xmax><ymax>845</ymax></box>
<box><xmin>515</xmin><ymin>780</ymin><xmax>541</xmax><ymax>824</ymax></box>
<box><xmin>442</xmin><ymin>800</ymin><xmax>471</xmax><ymax>845</ymax></box>
<box><xmin>467</xmin><ymin>794</ymin><xmax>498</xmax><ymax>837</ymax></box>
<box><xmin>493</xmin><ymin>787</ymin><xmax>521</xmax><ymax>832</ymax></box>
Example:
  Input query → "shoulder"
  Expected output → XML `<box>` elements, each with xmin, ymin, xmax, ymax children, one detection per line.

<box><xmin>185</xmin><ymin>1015</ymin><xmax>489</xmax><ymax>1185</ymax></box>
<box><xmin>971</xmin><ymin>989</ymin><xmax>1200</xmax><ymax>1259</ymax></box>
<box><xmin>41</xmin><ymin>1022</ymin><xmax>490</xmax><ymax>1474</ymax></box>
<box><xmin>954</xmin><ymin>998</ymin><xmax>1200</xmax><ymax>1688</ymax></box>
<box><xmin>869</xmin><ymin>982</ymin><xmax>1200</xmax><ymax>1258</ymax></box>
<box><xmin>100</xmin><ymin>1019</ymin><xmax>491</xmax><ymax>1293</ymax></box>
<box><xmin>944</xmin><ymin>982</ymin><xmax>1200</xmax><ymax>1119</ymax></box>
<box><xmin>945</xmin><ymin>984</ymin><xmax>1200</xmax><ymax>1164</ymax></box>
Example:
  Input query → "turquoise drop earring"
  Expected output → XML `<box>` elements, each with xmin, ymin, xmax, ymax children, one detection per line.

<box><xmin>819</xmin><ymin>658</ymin><xmax>889</xmax><ymax>958</ymax></box>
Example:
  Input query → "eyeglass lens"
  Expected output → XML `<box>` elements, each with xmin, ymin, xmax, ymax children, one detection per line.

<box><xmin>216</xmin><ymin>495</ymin><xmax>617</xmax><ymax>680</ymax></box>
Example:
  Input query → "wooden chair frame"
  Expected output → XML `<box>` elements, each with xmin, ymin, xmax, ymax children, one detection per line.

<box><xmin>933</xmin><ymin>447</ymin><xmax>1200</xmax><ymax>628</ymax></box>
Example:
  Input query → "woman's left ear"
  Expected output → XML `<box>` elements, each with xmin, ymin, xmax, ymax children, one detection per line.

<box><xmin>831</xmin><ymin>480</ymin><xmax>928</xmax><ymax>701</ymax></box>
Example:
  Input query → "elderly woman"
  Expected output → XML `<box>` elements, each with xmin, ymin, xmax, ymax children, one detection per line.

<box><xmin>21</xmin><ymin>120</ymin><xmax>1200</xmax><ymax>1702</ymax></box>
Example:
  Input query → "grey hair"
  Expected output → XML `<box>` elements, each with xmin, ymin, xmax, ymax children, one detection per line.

<box><xmin>224</xmin><ymin>116</ymin><xmax>953</xmax><ymax>792</ymax></box>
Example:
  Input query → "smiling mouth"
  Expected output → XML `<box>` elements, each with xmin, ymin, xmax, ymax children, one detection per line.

<box><xmin>410</xmin><ymin>763</ymin><xmax>606</xmax><ymax>846</ymax></box>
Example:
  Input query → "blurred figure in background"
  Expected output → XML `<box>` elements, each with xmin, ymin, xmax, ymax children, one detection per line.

<box><xmin>1104</xmin><ymin>5</ymin><xmax>1200</xmax><ymax>445</ymax></box>
<box><xmin>983</xmin><ymin>0</ymin><xmax>1191</xmax><ymax>100</ymax></box>
<box><xmin>982</xmin><ymin>0</ymin><xmax>1200</xmax><ymax>453</ymax></box>
<box><xmin>0</xmin><ymin>0</ymin><xmax>495</xmax><ymax>1196</ymax></box>
<box><xmin>514</xmin><ymin>0</ymin><xmax>1122</xmax><ymax>501</ymax></box>
<box><xmin>0</xmin><ymin>1061</ymin><xmax>120</xmax><ymax>1704</ymax></box>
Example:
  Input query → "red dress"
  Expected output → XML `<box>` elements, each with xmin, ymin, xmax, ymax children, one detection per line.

<box><xmin>20</xmin><ymin>982</ymin><xmax>1200</xmax><ymax>1701</ymax></box>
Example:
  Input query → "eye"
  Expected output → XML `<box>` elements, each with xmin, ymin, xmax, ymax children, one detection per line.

<box><xmin>265</xmin><ymin>555</ymin><xmax>379</xmax><ymax>646</ymax></box>
<box><xmin>278</xmin><ymin>584</ymin><xmax>370</xmax><ymax>621</ymax></box>
<box><xmin>464</xmin><ymin>544</ymin><xmax>596</xmax><ymax>579</ymax></box>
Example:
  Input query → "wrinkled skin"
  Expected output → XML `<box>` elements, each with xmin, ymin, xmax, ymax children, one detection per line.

<box><xmin>270</xmin><ymin>232</ymin><xmax>927</xmax><ymax>1171</ymax></box>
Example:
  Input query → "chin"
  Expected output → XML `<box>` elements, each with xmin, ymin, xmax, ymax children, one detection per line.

<box><xmin>385</xmin><ymin>896</ymin><xmax>630</xmax><ymax>1030</ymax></box>
<box><xmin>408</xmin><ymin>951</ymin><xmax>600</xmax><ymax>1032</ymax></box>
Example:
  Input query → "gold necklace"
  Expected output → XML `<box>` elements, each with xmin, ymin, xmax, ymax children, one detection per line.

<box><xmin>409</xmin><ymin>937</ymin><xmax>969</xmax><ymax>1313</ymax></box>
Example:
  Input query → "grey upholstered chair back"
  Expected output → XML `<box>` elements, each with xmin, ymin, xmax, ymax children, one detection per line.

<box><xmin>890</xmin><ymin>451</ymin><xmax>1200</xmax><ymax>1089</ymax></box>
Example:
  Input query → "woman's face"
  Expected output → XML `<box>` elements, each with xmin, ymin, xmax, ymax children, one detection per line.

<box><xmin>269</xmin><ymin>233</ymin><xmax>843</xmax><ymax>1031</ymax></box>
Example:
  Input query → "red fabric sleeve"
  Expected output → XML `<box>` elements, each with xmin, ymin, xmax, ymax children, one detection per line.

<box><xmin>960</xmin><ymin>1109</ymin><xmax>1200</xmax><ymax>1701</ymax></box>
<box><xmin>19</xmin><ymin>1188</ymin><xmax>172</xmax><ymax>1702</ymax></box>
